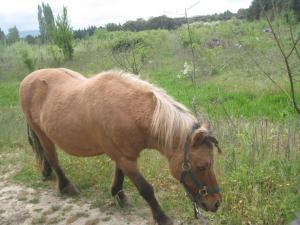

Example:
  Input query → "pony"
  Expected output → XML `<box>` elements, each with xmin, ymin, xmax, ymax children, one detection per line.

<box><xmin>19</xmin><ymin>68</ymin><xmax>222</xmax><ymax>225</ymax></box>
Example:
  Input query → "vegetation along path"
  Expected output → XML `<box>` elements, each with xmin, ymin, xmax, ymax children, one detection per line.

<box><xmin>0</xmin><ymin>154</ymin><xmax>149</xmax><ymax>225</ymax></box>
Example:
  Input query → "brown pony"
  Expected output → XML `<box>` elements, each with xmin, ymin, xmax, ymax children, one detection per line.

<box><xmin>19</xmin><ymin>68</ymin><xmax>221</xmax><ymax>225</ymax></box>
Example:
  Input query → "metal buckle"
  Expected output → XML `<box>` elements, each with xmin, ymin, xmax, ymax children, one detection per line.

<box><xmin>182</xmin><ymin>161</ymin><xmax>191</xmax><ymax>171</ymax></box>
<box><xmin>199</xmin><ymin>186</ymin><xmax>208</xmax><ymax>197</ymax></box>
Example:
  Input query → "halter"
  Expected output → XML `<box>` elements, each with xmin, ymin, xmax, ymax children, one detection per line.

<box><xmin>179</xmin><ymin>123</ymin><xmax>221</xmax><ymax>219</ymax></box>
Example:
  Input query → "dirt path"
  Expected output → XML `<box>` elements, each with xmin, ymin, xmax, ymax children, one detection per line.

<box><xmin>0</xmin><ymin>171</ymin><xmax>150</xmax><ymax>225</ymax></box>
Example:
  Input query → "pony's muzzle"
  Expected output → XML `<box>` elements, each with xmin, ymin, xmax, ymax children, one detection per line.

<box><xmin>200</xmin><ymin>196</ymin><xmax>221</xmax><ymax>212</ymax></box>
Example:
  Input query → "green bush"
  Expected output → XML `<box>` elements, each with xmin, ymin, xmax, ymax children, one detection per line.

<box><xmin>20</xmin><ymin>49</ymin><xmax>37</xmax><ymax>72</ymax></box>
<box><xmin>47</xmin><ymin>45</ymin><xmax>64</xmax><ymax>66</ymax></box>
<box><xmin>110</xmin><ymin>32</ymin><xmax>152</xmax><ymax>74</ymax></box>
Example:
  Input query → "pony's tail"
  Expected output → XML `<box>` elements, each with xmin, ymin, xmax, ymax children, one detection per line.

<box><xmin>27</xmin><ymin>124</ymin><xmax>44</xmax><ymax>169</ymax></box>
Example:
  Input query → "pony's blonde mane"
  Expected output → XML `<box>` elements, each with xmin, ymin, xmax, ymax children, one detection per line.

<box><xmin>100</xmin><ymin>70</ymin><xmax>197</xmax><ymax>150</ymax></box>
<box><xmin>150</xmin><ymin>88</ymin><xmax>197</xmax><ymax>150</ymax></box>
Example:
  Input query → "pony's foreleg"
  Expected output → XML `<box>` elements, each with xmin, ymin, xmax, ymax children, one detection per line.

<box><xmin>41</xmin><ymin>158</ymin><xmax>52</xmax><ymax>180</ymax></box>
<box><xmin>111</xmin><ymin>165</ymin><xmax>130</xmax><ymax>207</ymax></box>
<box><xmin>118</xmin><ymin>158</ymin><xmax>173</xmax><ymax>225</ymax></box>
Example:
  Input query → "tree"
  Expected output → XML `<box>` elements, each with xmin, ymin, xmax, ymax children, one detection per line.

<box><xmin>111</xmin><ymin>35</ymin><xmax>151</xmax><ymax>74</ymax></box>
<box><xmin>0</xmin><ymin>28</ymin><xmax>5</xmax><ymax>43</ymax></box>
<box><xmin>25</xmin><ymin>35</ymin><xmax>36</xmax><ymax>44</ymax></box>
<box><xmin>38</xmin><ymin>5</ymin><xmax>45</xmax><ymax>42</ymax></box>
<box><xmin>38</xmin><ymin>3</ymin><xmax>55</xmax><ymax>43</ymax></box>
<box><xmin>291</xmin><ymin>0</ymin><xmax>300</xmax><ymax>21</ymax></box>
<box><xmin>53</xmin><ymin>7</ymin><xmax>74</xmax><ymax>59</ymax></box>
<box><xmin>243</xmin><ymin>6</ymin><xmax>300</xmax><ymax>115</ymax></box>
<box><xmin>265</xmin><ymin>12</ymin><xmax>300</xmax><ymax>115</ymax></box>
<box><xmin>106</xmin><ymin>23</ymin><xmax>122</xmax><ymax>32</ymax></box>
<box><xmin>123</xmin><ymin>19</ymin><xmax>147</xmax><ymax>31</ymax></box>
<box><xmin>218</xmin><ymin>10</ymin><xmax>234</xmax><ymax>20</ymax></box>
<box><xmin>148</xmin><ymin>16</ymin><xmax>177</xmax><ymax>30</ymax></box>
<box><xmin>246</xmin><ymin>0</ymin><xmax>298</xmax><ymax>21</ymax></box>
<box><xmin>236</xmin><ymin>8</ymin><xmax>248</xmax><ymax>20</ymax></box>
<box><xmin>7</xmin><ymin>26</ymin><xmax>19</xmax><ymax>44</ymax></box>
<box><xmin>73</xmin><ymin>26</ymin><xmax>96</xmax><ymax>39</ymax></box>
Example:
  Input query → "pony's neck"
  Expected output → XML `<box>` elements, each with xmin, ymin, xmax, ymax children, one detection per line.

<box><xmin>146</xmin><ymin>136</ymin><xmax>182</xmax><ymax>161</ymax></box>
<box><xmin>161</xmin><ymin>146</ymin><xmax>182</xmax><ymax>161</ymax></box>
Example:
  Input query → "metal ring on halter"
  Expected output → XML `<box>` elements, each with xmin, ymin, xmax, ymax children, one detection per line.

<box><xmin>182</xmin><ymin>161</ymin><xmax>191</xmax><ymax>171</ymax></box>
<box><xmin>198</xmin><ymin>186</ymin><xmax>208</xmax><ymax>197</ymax></box>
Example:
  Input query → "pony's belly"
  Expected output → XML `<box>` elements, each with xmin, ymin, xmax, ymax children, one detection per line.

<box><xmin>56</xmin><ymin>142</ymin><xmax>105</xmax><ymax>157</ymax></box>
<box><xmin>46</xmin><ymin>131</ymin><xmax>105</xmax><ymax>157</ymax></box>
<box><xmin>42</xmin><ymin>123</ymin><xmax>105</xmax><ymax>157</ymax></box>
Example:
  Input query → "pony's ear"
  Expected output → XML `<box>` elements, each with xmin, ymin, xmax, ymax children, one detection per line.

<box><xmin>201</xmin><ymin>122</ymin><xmax>210</xmax><ymax>130</ymax></box>
<box><xmin>191</xmin><ymin>122</ymin><xmax>210</xmax><ymax>147</ymax></box>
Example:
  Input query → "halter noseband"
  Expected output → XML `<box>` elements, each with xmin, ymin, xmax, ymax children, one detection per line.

<box><xmin>179</xmin><ymin>123</ymin><xmax>220</xmax><ymax>217</ymax></box>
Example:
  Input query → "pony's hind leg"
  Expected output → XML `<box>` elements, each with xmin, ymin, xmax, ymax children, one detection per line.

<box><xmin>28</xmin><ymin>125</ymin><xmax>52</xmax><ymax>180</ymax></box>
<box><xmin>28</xmin><ymin>125</ymin><xmax>79</xmax><ymax>195</ymax></box>
<box><xmin>111</xmin><ymin>165</ymin><xmax>130</xmax><ymax>207</ymax></box>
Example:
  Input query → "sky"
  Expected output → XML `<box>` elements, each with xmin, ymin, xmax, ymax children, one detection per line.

<box><xmin>0</xmin><ymin>0</ymin><xmax>253</xmax><ymax>33</ymax></box>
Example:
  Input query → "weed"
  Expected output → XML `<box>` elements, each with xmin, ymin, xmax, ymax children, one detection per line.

<box><xmin>101</xmin><ymin>216</ymin><xmax>111</xmax><ymax>222</ymax></box>
<box><xmin>29</xmin><ymin>196</ymin><xmax>40</xmax><ymax>204</ymax></box>
<box><xmin>51</xmin><ymin>205</ymin><xmax>61</xmax><ymax>212</ymax></box>
<box><xmin>76</xmin><ymin>211</ymin><xmax>89</xmax><ymax>218</ymax></box>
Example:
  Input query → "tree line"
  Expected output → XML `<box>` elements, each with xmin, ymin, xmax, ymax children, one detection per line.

<box><xmin>72</xmin><ymin>12</ymin><xmax>236</xmax><ymax>39</ymax></box>
<box><xmin>90</xmin><ymin>11</ymin><xmax>236</xmax><ymax>34</ymax></box>
<box><xmin>74</xmin><ymin>0</ymin><xmax>299</xmax><ymax>38</ymax></box>
<box><xmin>1</xmin><ymin>0</ymin><xmax>299</xmax><ymax>44</ymax></box>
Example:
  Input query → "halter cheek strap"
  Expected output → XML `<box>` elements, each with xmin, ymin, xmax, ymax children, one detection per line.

<box><xmin>179</xmin><ymin>123</ymin><xmax>220</xmax><ymax>218</ymax></box>
<box><xmin>180</xmin><ymin>170</ymin><xmax>221</xmax><ymax>201</ymax></box>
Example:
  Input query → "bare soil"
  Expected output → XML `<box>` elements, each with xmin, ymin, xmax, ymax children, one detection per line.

<box><xmin>0</xmin><ymin>168</ymin><xmax>150</xmax><ymax>225</ymax></box>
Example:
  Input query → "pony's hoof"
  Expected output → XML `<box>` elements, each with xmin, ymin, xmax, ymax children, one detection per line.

<box><xmin>157</xmin><ymin>215</ymin><xmax>173</xmax><ymax>225</ymax></box>
<box><xmin>60</xmin><ymin>183</ymin><xmax>80</xmax><ymax>196</ymax></box>
<box><xmin>114</xmin><ymin>191</ymin><xmax>131</xmax><ymax>208</ymax></box>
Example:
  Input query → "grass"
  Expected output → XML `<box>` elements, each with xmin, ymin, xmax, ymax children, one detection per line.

<box><xmin>0</xmin><ymin>82</ymin><xmax>19</xmax><ymax>107</ymax></box>
<box><xmin>151</xmin><ymin>71</ymin><xmax>299</xmax><ymax>121</ymax></box>
<box><xmin>0</xmin><ymin>19</ymin><xmax>299</xmax><ymax>225</ymax></box>
<box><xmin>13</xmin><ymin>165</ymin><xmax>49</xmax><ymax>189</ymax></box>
<box><xmin>31</xmin><ymin>214</ymin><xmax>47</xmax><ymax>225</ymax></box>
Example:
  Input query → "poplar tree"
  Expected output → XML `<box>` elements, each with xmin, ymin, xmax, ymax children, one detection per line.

<box><xmin>38</xmin><ymin>3</ymin><xmax>55</xmax><ymax>43</ymax></box>
<box><xmin>52</xmin><ymin>7</ymin><xmax>74</xmax><ymax>59</ymax></box>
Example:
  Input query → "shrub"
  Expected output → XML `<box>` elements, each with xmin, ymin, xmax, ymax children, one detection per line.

<box><xmin>20</xmin><ymin>49</ymin><xmax>37</xmax><ymax>72</ymax></box>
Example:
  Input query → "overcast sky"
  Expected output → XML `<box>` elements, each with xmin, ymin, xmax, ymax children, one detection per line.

<box><xmin>0</xmin><ymin>0</ymin><xmax>253</xmax><ymax>33</ymax></box>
